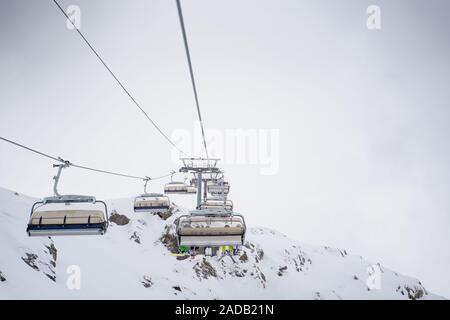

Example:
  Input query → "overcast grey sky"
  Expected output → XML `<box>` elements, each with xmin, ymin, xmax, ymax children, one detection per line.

<box><xmin>1</xmin><ymin>0</ymin><xmax>450</xmax><ymax>298</ymax></box>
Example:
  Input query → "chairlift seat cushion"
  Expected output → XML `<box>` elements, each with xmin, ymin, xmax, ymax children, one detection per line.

<box><xmin>29</xmin><ymin>210</ymin><xmax>105</xmax><ymax>225</ymax></box>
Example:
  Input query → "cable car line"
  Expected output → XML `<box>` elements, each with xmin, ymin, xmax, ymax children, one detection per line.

<box><xmin>175</xmin><ymin>0</ymin><xmax>209</xmax><ymax>158</ymax></box>
<box><xmin>0</xmin><ymin>136</ymin><xmax>172</xmax><ymax>182</ymax></box>
<box><xmin>5</xmin><ymin>2</ymin><xmax>247</xmax><ymax>249</ymax></box>
<box><xmin>52</xmin><ymin>0</ymin><xmax>187</xmax><ymax>157</ymax></box>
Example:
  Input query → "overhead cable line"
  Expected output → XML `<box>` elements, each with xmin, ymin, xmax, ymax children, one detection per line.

<box><xmin>52</xmin><ymin>0</ymin><xmax>187</xmax><ymax>157</ymax></box>
<box><xmin>0</xmin><ymin>136</ymin><xmax>174</xmax><ymax>181</ymax></box>
<box><xmin>175</xmin><ymin>0</ymin><xmax>209</xmax><ymax>158</ymax></box>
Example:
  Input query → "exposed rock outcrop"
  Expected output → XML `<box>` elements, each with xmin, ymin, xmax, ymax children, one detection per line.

<box><xmin>109</xmin><ymin>211</ymin><xmax>130</xmax><ymax>226</ymax></box>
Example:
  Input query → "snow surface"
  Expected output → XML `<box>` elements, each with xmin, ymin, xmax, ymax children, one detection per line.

<box><xmin>0</xmin><ymin>187</ymin><xmax>443</xmax><ymax>299</ymax></box>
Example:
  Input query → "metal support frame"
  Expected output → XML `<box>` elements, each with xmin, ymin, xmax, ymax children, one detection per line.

<box><xmin>174</xmin><ymin>158</ymin><xmax>246</xmax><ymax>254</ymax></box>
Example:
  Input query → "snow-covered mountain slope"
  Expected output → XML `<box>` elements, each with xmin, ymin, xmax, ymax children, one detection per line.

<box><xmin>0</xmin><ymin>187</ymin><xmax>443</xmax><ymax>299</ymax></box>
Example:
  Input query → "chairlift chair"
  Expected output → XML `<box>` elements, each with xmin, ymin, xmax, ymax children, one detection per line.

<box><xmin>27</xmin><ymin>163</ymin><xmax>108</xmax><ymax>237</ymax></box>
<box><xmin>164</xmin><ymin>181</ymin><xmax>191</xmax><ymax>194</ymax></box>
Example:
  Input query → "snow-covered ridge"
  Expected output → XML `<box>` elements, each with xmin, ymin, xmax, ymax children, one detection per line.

<box><xmin>0</xmin><ymin>187</ymin><xmax>443</xmax><ymax>299</ymax></box>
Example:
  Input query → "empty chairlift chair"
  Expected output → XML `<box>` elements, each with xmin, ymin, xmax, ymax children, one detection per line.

<box><xmin>27</xmin><ymin>195</ymin><xmax>108</xmax><ymax>237</ymax></box>
<box><xmin>164</xmin><ymin>175</ymin><xmax>195</xmax><ymax>194</ymax></box>
<box><xmin>176</xmin><ymin>209</ymin><xmax>246</xmax><ymax>255</ymax></box>
<box><xmin>164</xmin><ymin>181</ymin><xmax>188</xmax><ymax>194</ymax></box>
<box><xmin>26</xmin><ymin>163</ymin><xmax>108</xmax><ymax>237</ymax></box>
